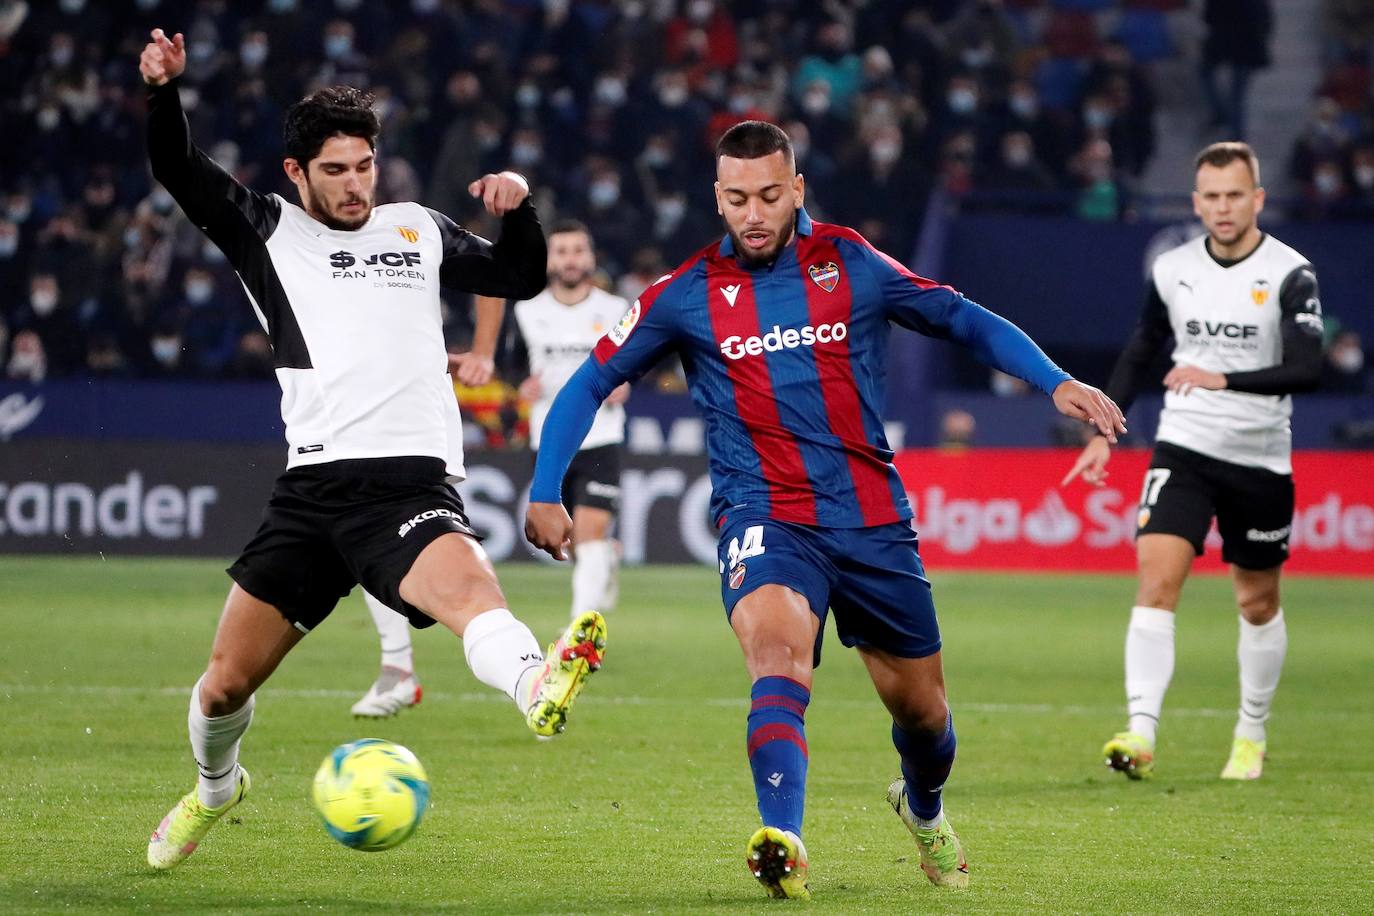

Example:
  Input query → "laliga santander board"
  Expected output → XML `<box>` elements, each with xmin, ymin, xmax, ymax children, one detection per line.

<box><xmin>893</xmin><ymin>449</ymin><xmax>1374</xmax><ymax>576</ymax></box>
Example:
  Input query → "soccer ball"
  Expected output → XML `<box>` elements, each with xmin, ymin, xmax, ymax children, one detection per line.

<box><xmin>312</xmin><ymin>738</ymin><xmax>430</xmax><ymax>852</ymax></box>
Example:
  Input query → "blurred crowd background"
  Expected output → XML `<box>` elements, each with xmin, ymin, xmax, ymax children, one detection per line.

<box><xmin>0</xmin><ymin>0</ymin><xmax>1371</xmax><ymax>402</ymax></box>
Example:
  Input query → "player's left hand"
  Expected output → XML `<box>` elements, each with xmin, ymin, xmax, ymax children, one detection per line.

<box><xmin>468</xmin><ymin>171</ymin><xmax>529</xmax><ymax>217</ymax></box>
<box><xmin>1052</xmin><ymin>379</ymin><xmax>1127</xmax><ymax>443</ymax></box>
<box><xmin>448</xmin><ymin>351</ymin><xmax>494</xmax><ymax>387</ymax></box>
<box><xmin>525</xmin><ymin>501</ymin><xmax>574</xmax><ymax>561</ymax></box>
<box><xmin>605</xmin><ymin>382</ymin><xmax>631</xmax><ymax>406</ymax></box>
<box><xmin>1163</xmin><ymin>364</ymin><xmax>1226</xmax><ymax>396</ymax></box>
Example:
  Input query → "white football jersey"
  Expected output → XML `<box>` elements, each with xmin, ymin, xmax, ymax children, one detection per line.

<box><xmin>147</xmin><ymin>80</ymin><xmax>546</xmax><ymax>481</ymax></box>
<box><xmin>258</xmin><ymin>199</ymin><xmax>466</xmax><ymax>474</ymax></box>
<box><xmin>1151</xmin><ymin>234</ymin><xmax>1315</xmax><ymax>474</ymax></box>
<box><xmin>515</xmin><ymin>287</ymin><xmax>629</xmax><ymax>450</ymax></box>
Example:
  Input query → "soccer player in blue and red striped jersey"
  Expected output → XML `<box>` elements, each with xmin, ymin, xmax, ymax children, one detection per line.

<box><xmin>525</xmin><ymin>121</ymin><xmax>1125</xmax><ymax>899</ymax></box>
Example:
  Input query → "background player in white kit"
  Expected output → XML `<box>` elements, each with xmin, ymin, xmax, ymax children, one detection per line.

<box><xmin>350</xmin><ymin>309</ymin><xmax>508</xmax><ymax>719</ymax></box>
<box><xmin>351</xmin><ymin>222</ymin><xmax>628</xmax><ymax>716</ymax></box>
<box><xmin>137</xmin><ymin>29</ymin><xmax>608</xmax><ymax>870</ymax></box>
<box><xmin>1063</xmin><ymin>142</ymin><xmax>1323</xmax><ymax>781</ymax></box>
<box><xmin>515</xmin><ymin>221</ymin><xmax>630</xmax><ymax>620</ymax></box>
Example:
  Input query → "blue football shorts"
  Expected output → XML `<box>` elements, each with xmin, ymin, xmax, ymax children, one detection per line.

<box><xmin>716</xmin><ymin>516</ymin><xmax>942</xmax><ymax>667</ymax></box>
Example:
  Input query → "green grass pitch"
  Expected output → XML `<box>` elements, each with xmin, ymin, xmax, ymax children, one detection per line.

<box><xmin>1</xmin><ymin>557</ymin><xmax>1370</xmax><ymax>913</ymax></box>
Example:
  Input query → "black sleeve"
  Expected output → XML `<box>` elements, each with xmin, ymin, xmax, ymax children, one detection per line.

<box><xmin>424</xmin><ymin>201</ymin><xmax>547</xmax><ymax>301</ymax></box>
<box><xmin>1103</xmin><ymin>279</ymin><xmax>1174</xmax><ymax>415</ymax></box>
<box><xmin>1224</xmin><ymin>265</ymin><xmax>1324</xmax><ymax>395</ymax></box>
<box><xmin>146</xmin><ymin>80</ymin><xmax>280</xmax><ymax>259</ymax></box>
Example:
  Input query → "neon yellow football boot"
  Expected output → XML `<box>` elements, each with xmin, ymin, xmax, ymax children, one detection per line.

<box><xmin>147</xmin><ymin>766</ymin><xmax>250</xmax><ymax>870</ymax></box>
<box><xmin>745</xmin><ymin>826</ymin><xmax>811</xmax><ymax>900</ymax></box>
<box><xmin>1220</xmin><ymin>737</ymin><xmax>1266</xmax><ymax>780</ymax></box>
<box><xmin>524</xmin><ymin>610</ymin><xmax>607</xmax><ymax>737</ymax></box>
<box><xmin>887</xmin><ymin>779</ymin><xmax>969</xmax><ymax>888</ymax></box>
<box><xmin>1102</xmin><ymin>731</ymin><xmax>1155</xmax><ymax>780</ymax></box>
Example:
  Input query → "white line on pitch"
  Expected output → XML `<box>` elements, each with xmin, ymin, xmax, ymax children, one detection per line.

<box><xmin>0</xmin><ymin>682</ymin><xmax>1355</xmax><ymax>720</ymax></box>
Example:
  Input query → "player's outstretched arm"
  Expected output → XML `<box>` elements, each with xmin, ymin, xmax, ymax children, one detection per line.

<box><xmin>141</xmin><ymin>28</ymin><xmax>277</xmax><ymax>249</ymax></box>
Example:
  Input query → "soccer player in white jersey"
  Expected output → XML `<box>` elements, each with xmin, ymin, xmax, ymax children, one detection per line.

<box><xmin>1063</xmin><ymin>142</ymin><xmax>1323</xmax><ymax>781</ymax></box>
<box><xmin>515</xmin><ymin>221</ymin><xmax>630</xmax><ymax>619</ymax></box>
<box><xmin>137</xmin><ymin>29</ymin><xmax>607</xmax><ymax>871</ymax></box>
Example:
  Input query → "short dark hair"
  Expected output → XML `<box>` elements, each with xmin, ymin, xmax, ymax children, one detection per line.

<box><xmin>1195</xmin><ymin>141</ymin><xmax>1261</xmax><ymax>186</ymax></box>
<box><xmin>283</xmin><ymin>86</ymin><xmax>379</xmax><ymax>167</ymax></box>
<box><xmin>715</xmin><ymin>120</ymin><xmax>793</xmax><ymax>170</ymax></box>
<box><xmin>548</xmin><ymin>218</ymin><xmax>592</xmax><ymax>244</ymax></box>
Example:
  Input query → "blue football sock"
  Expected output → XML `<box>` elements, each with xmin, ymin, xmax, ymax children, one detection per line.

<box><xmin>746</xmin><ymin>676</ymin><xmax>810</xmax><ymax>837</ymax></box>
<box><xmin>893</xmin><ymin>711</ymin><xmax>957</xmax><ymax>821</ymax></box>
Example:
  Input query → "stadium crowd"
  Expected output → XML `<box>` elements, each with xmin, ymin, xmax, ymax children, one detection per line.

<box><xmin>0</xmin><ymin>0</ymin><xmax>1367</xmax><ymax>389</ymax></box>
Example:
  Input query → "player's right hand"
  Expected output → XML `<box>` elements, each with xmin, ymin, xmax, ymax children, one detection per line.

<box><xmin>525</xmin><ymin>501</ymin><xmax>574</xmax><ymax>561</ymax></box>
<box><xmin>139</xmin><ymin>29</ymin><xmax>186</xmax><ymax>87</ymax></box>
<box><xmin>518</xmin><ymin>376</ymin><xmax>542</xmax><ymax>401</ymax></box>
<box><xmin>1052</xmin><ymin>379</ymin><xmax>1126</xmax><ymax>443</ymax></box>
<box><xmin>1060</xmin><ymin>435</ymin><xmax>1112</xmax><ymax>487</ymax></box>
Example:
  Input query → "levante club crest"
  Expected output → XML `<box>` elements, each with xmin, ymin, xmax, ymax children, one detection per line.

<box><xmin>808</xmin><ymin>261</ymin><xmax>840</xmax><ymax>292</ymax></box>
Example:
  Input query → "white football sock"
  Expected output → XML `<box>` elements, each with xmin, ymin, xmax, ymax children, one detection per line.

<box><xmin>1235</xmin><ymin>610</ymin><xmax>1287</xmax><ymax>743</ymax></box>
<box><xmin>461</xmin><ymin>608</ymin><xmax>544</xmax><ymax>707</ymax></box>
<box><xmin>188</xmin><ymin>676</ymin><xmax>254</xmax><ymax>808</ymax></box>
<box><xmin>570</xmin><ymin>539</ymin><xmax>613</xmax><ymax>619</ymax></box>
<box><xmin>1125</xmin><ymin>605</ymin><xmax>1175</xmax><ymax>744</ymax></box>
<box><xmin>363</xmin><ymin>590</ymin><xmax>415</xmax><ymax>673</ymax></box>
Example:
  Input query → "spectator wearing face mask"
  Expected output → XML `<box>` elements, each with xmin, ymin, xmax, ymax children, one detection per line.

<box><xmin>1289</xmin><ymin>97</ymin><xmax>1350</xmax><ymax>193</ymax></box>
<box><xmin>933</xmin><ymin>72</ymin><xmax>997</xmax><ymax>157</ymax></box>
<box><xmin>311</xmin><ymin>19</ymin><xmax>368</xmax><ymax>89</ymax></box>
<box><xmin>792</xmin><ymin>20</ymin><xmax>863</xmax><ymax>118</ymax></box>
<box><xmin>145</xmin><ymin>317</ymin><xmax>190</xmax><ymax>380</ymax></box>
<box><xmin>1345</xmin><ymin>145</ymin><xmax>1374</xmax><ymax>216</ymax></box>
<box><xmin>16</xmin><ymin>271</ymin><xmax>83</xmax><ymax>376</ymax></box>
<box><xmin>644</xmin><ymin>69</ymin><xmax>710</xmax><ymax>154</ymax></box>
<box><xmin>834</xmin><ymin>123</ymin><xmax>932</xmax><ymax>258</ymax></box>
<box><xmin>5</xmin><ymin>329</ymin><xmax>47</xmax><ymax>384</ymax></box>
<box><xmin>579</xmin><ymin>159</ymin><xmax>644</xmax><ymax>277</ymax></box>
<box><xmin>982</xmin><ymin>131</ymin><xmax>1058</xmax><ymax>212</ymax></box>
<box><xmin>1000</xmin><ymin>80</ymin><xmax>1073</xmax><ymax>184</ymax></box>
<box><xmin>166</xmin><ymin>266</ymin><xmax>239</xmax><ymax>376</ymax></box>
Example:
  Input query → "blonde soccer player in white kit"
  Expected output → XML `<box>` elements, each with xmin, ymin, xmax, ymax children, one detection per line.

<box><xmin>1063</xmin><ymin>142</ymin><xmax>1324</xmax><ymax>781</ymax></box>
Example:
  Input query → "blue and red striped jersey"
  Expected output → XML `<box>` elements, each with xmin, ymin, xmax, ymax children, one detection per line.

<box><xmin>537</xmin><ymin>209</ymin><xmax>1070</xmax><ymax>529</ymax></box>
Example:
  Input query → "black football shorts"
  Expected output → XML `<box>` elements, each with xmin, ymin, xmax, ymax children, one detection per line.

<box><xmin>533</xmin><ymin>443</ymin><xmax>622</xmax><ymax>514</ymax></box>
<box><xmin>228</xmin><ymin>457</ymin><xmax>478</xmax><ymax>632</ymax></box>
<box><xmin>1135</xmin><ymin>441</ymin><xmax>1294</xmax><ymax>570</ymax></box>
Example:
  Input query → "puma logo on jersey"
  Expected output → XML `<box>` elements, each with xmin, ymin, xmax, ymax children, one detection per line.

<box><xmin>1177</xmin><ymin>279</ymin><xmax>1193</xmax><ymax>293</ymax></box>
<box><xmin>721</xmin><ymin>284</ymin><xmax>741</xmax><ymax>307</ymax></box>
